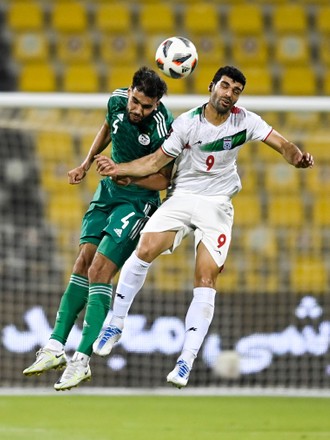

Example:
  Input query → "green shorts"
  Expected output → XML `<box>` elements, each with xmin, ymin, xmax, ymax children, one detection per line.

<box><xmin>80</xmin><ymin>179</ymin><xmax>159</xmax><ymax>268</ymax></box>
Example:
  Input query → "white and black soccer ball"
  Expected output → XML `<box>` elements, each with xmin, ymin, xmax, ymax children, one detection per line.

<box><xmin>155</xmin><ymin>36</ymin><xmax>198</xmax><ymax>79</ymax></box>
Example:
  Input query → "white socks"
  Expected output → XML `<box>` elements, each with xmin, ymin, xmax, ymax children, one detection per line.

<box><xmin>180</xmin><ymin>287</ymin><xmax>216</xmax><ymax>368</ymax></box>
<box><xmin>111</xmin><ymin>251</ymin><xmax>151</xmax><ymax>327</ymax></box>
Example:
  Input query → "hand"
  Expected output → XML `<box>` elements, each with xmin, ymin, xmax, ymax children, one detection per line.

<box><xmin>95</xmin><ymin>155</ymin><xmax>118</xmax><ymax>177</ymax></box>
<box><xmin>295</xmin><ymin>152</ymin><xmax>314</xmax><ymax>169</ymax></box>
<box><xmin>68</xmin><ymin>165</ymin><xmax>86</xmax><ymax>184</ymax></box>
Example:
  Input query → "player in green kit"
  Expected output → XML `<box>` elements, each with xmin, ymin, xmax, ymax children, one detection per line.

<box><xmin>23</xmin><ymin>66</ymin><xmax>174</xmax><ymax>390</ymax></box>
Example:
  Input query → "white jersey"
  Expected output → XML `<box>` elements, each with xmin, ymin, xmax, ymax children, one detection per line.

<box><xmin>162</xmin><ymin>104</ymin><xmax>272</xmax><ymax>198</ymax></box>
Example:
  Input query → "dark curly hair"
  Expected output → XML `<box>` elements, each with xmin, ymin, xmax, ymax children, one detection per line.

<box><xmin>211</xmin><ymin>65</ymin><xmax>246</xmax><ymax>89</ymax></box>
<box><xmin>131</xmin><ymin>66</ymin><xmax>167</xmax><ymax>100</ymax></box>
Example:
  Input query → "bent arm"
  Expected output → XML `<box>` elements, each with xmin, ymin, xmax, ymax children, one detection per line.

<box><xmin>68</xmin><ymin>121</ymin><xmax>111</xmax><ymax>184</ymax></box>
<box><xmin>263</xmin><ymin>130</ymin><xmax>314</xmax><ymax>168</ymax></box>
<box><xmin>129</xmin><ymin>162</ymin><xmax>173</xmax><ymax>190</ymax></box>
<box><xmin>96</xmin><ymin>147</ymin><xmax>174</xmax><ymax>178</ymax></box>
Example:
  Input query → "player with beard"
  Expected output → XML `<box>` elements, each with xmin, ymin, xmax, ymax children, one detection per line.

<box><xmin>23</xmin><ymin>67</ymin><xmax>174</xmax><ymax>390</ymax></box>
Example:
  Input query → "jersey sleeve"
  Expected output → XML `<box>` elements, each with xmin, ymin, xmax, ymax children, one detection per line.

<box><xmin>245</xmin><ymin>110</ymin><xmax>273</xmax><ymax>142</ymax></box>
<box><xmin>161</xmin><ymin>114</ymin><xmax>187</xmax><ymax>158</ymax></box>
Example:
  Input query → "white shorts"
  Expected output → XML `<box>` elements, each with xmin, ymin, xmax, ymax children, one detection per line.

<box><xmin>141</xmin><ymin>193</ymin><xmax>234</xmax><ymax>267</ymax></box>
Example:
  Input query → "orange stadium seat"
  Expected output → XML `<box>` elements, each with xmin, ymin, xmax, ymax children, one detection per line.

<box><xmin>191</xmin><ymin>36</ymin><xmax>225</xmax><ymax>66</ymax></box>
<box><xmin>106</xmin><ymin>65</ymin><xmax>139</xmax><ymax>92</ymax></box>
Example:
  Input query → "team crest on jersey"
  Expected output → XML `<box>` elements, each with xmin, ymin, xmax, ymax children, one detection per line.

<box><xmin>138</xmin><ymin>134</ymin><xmax>150</xmax><ymax>145</ymax></box>
<box><xmin>223</xmin><ymin>138</ymin><xmax>232</xmax><ymax>150</ymax></box>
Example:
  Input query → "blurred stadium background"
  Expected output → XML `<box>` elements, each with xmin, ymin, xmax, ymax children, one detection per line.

<box><xmin>0</xmin><ymin>0</ymin><xmax>329</xmax><ymax>392</ymax></box>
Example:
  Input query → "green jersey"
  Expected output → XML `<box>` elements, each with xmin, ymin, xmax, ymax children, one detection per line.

<box><xmin>105</xmin><ymin>87</ymin><xmax>174</xmax><ymax>199</ymax></box>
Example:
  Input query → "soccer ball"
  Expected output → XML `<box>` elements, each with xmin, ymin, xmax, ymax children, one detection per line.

<box><xmin>155</xmin><ymin>36</ymin><xmax>198</xmax><ymax>79</ymax></box>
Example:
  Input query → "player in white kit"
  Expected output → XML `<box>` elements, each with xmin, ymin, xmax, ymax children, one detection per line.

<box><xmin>93</xmin><ymin>66</ymin><xmax>314</xmax><ymax>388</ymax></box>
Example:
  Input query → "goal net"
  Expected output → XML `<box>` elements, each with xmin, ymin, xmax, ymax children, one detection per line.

<box><xmin>0</xmin><ymin>93</ymin><xmax>329</xmax><ymax>391</ymax></box>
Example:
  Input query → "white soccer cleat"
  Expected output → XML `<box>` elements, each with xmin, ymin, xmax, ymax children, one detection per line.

<box><xmin>54</xmin><ymin>355</ymin><xmax>91</xmax><ymax>391</ymax></box>
<box><xmin>23</xmin><ymin>348</ymin><xmax>67</xmax><ymax>376</ymax></box>
<box><xmin>93</xmin><ymin>325</ymin><xmax>122</xmax><ymax>356</ymax></box>
<box><xmin>166</xmin><ymin>359</ymin><xmax>191</xmax><ymax>389</ymax></box>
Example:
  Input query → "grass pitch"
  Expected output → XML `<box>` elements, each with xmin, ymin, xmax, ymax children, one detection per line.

<box><xmin>1</xmin><ymin>394</ymin><xmax>329</xmax><ymax>440</ymax></box>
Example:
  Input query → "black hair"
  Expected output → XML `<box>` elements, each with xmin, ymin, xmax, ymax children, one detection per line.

<box><xmin>211</xmin><ymin>65</ymin><xmax>246</xmax><ymax>89</ymax></box>
<box><xmin>131</xmin><ymin>66</ymin><xmax>167</xmax><ymax>100</ymax></box>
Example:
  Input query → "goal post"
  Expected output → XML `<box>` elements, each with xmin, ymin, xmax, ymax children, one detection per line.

<box><xmin>0</xmin><ymin>93</ymin><xmax>329</xmax><ymax>391</ymax></box>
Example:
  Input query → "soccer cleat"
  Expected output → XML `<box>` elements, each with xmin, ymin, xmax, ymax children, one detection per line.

<box><xmin>23</xmin><ymin>348</ymin><xmax>67</xmax><ymax>376</ymax></box>
<box><xmin>54</xmin><ymin>357</ymin><xmax>91</xmax><ymax>391</ymax></box>
<box><xmin>166</xmin><ymin>359</ymin><xmax>191</xmax><ymax>389</ymax></box>
<box><xmin>93</xmin><ymin>325</ymin><xmax>122</xmax><ymax>356</ymax></box>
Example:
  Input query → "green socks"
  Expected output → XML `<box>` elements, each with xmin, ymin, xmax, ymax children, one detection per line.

<box><xmin>51</xmin><ymin>274</ymin><xmax>89</xmax><ymax>345</ymax></box>
<box><xmin>77</xmin><ymin>283</ymin><xmax>113</xmax><ymax>356</ymax></box>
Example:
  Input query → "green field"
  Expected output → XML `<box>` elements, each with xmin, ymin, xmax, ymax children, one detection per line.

<box><xmin>0</xmin><ymin>394</ymin><xmax>329</xmax><ymax>440</ymax></box>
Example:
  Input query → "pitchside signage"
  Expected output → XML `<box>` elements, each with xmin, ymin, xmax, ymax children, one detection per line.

<box><xmin>1</xmin><ymin>292</ymin><xmax>330</xmax><ymax>388</ymax></box>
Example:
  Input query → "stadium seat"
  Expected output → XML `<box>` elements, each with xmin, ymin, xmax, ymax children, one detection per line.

<box><xmin>192</xmin><ymin>66</ymin><xmax>218</xmax><ymax>95</ymax></box>
<box><xmin>94</xmin><ymin>4</ymin><xmax>131</xmax><ymax>34</ymax></box>
<box><xmin>232</xmin><ymin>193</ymin><xmax>262</xmax><ymax>227</ymax></box>
<box><xmin>243</xmin><ymin>225</ymin><xmax>278</xmax><ymax>259</ymax></box>
<box><xmin>13</xmin><ymin>33</ymin><xmax>49</xmax><ymax>62</ymax></box>
<box><xmin>55</xmin><ymin>33</ymin><xmax>94</xmax><ymax>63</ymax></box>
<box><xmin>18</xmin><ymin>62</ymin><xmax>57</xmax><ymax>92</ymax></box>
<box><xmin>36</xmin><ymin>131</ymin><xmax>75</xmax><ymax>162</ymax></box>
<box><xmin>319</xmin><ymin>36</ymin><xmax>330</xmax><ymax>65</ymax></box>
<box><xmin>284</xmin><ymin>111</ymin><xmax>321</xmax><ymax>131</ymax></box>
<box><xmin>51</xmin><ymin>2</ymin><xmax>88</xmax><ymax>33</ymax></box>
<box><xmin>271</xmin><ymin>4</ymin><xmax>308</xmax><ymax>34</ymax></box>
<box><xmin>40</xmin><ymin>159</ymin><xmax>77</xmax><ymax>194</ymax></box>
<box><xmin>266</xmin><ymin>196</ymin><xmax>305</xmax><ymax>227</ymax></box>
<box><xmin>322</xmin><ymin>71</ymin><xmax>330</xmax><ymax>95</ymax></box>
<box><xmin>227</xmin><ymin>4</ymin><xmax>264</xmax><ymax>36</ymax></box>
<box><xmin>190</xmin><ymin>36</ymin><xmax>225</xmax><ymax>66</ymax></box>
<box><xmin>106</xmin><ymin>65</ymin><xmax>139</xmax><ymax>92</ymax></box>
<box><xmin>312</xmin><ymin>195</ymin><xmax>330</xmax><ymax>227</ymax></box>
<box><xmin>300</xmin><ymin>136</ymin><xmax>330</xmax><ymax>162</ymax></box>
<box><xmin>230</xmin><ymin>36</ymin><xmax>269</xmax><ymax>66</ymax></box>
<box><xmin>7</xmin><ymin>1</ymin><xmax>44</xmax><ymax>31</ymax></box>
<box><xmin>240</xmin><ymin>67</ymin><xmax>273</xmax><ymax>95</ymax></box>
<box><xmin>255</xmin><ymin>143</ymin><xmax>282</xmax><ymax>163</ymax></box>
<box><xmin>138</xmin><ymin>3</ymin><xmax>176</xmax><ymax>35</ymax></box>
<box><xmin>279</xmin><ymin>67</ymin><xmax>317</xmax><ymax>95</ymax></box>
<box><xmin>290</xmin><ymin>256</ymin><xmax>328</xmax><ymax>294</ymax></box>
<box><xmin>62</xmin><ymin>64</ymin><xmax>99</xmax><ymax>93</ymax></box>
<box><xmin>182</xmin><ymin>3</ymin><xmax>219</xmax><ymax>35</ymax></box>
<box><xmin>263</xmin><ymin>163</ymin><xmax>300</xmax><ymax>194</ymax></box>
<box><xmin>99</xmin><ymin>34</ymin><xmax>138</xmax><ymax>65</ymax></box>
<box><xmin>274</xmin><ymin>35</ymin><xmax>310</xmax><ymax>66</ymax></box>
<box><xmin>46</xmin><ymin>193</ymin><xmax>85</xmax><ymax>228</ymax></box>
<box><xmin>315</xmin><ymin>6</ymin><xmax>330</xmax><ymax>34</ymax></box>
<box><xmin>236</xmin><ymin>164</ymin><xmax>258</xmax><ymax>193</ymax></box>
<box><xmin>305</xmin><ymin>165</ymin><xmax>330</xmax><ymax>195</ymax></box>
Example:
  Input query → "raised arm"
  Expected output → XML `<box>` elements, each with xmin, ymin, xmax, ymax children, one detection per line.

<box><xmin>263</xmin><ymin>129</ymin><xmax>314</xmax><ymax>168</ymax></box>
<box><xmin>68</xmin><ymin>120</ymin><xmax>111</xmax><ymax>184</ymax></box>
<box><xmin>95</xmin><ymin>147</ymin><xmax>173</xmax><ymax>178</ymax></box>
